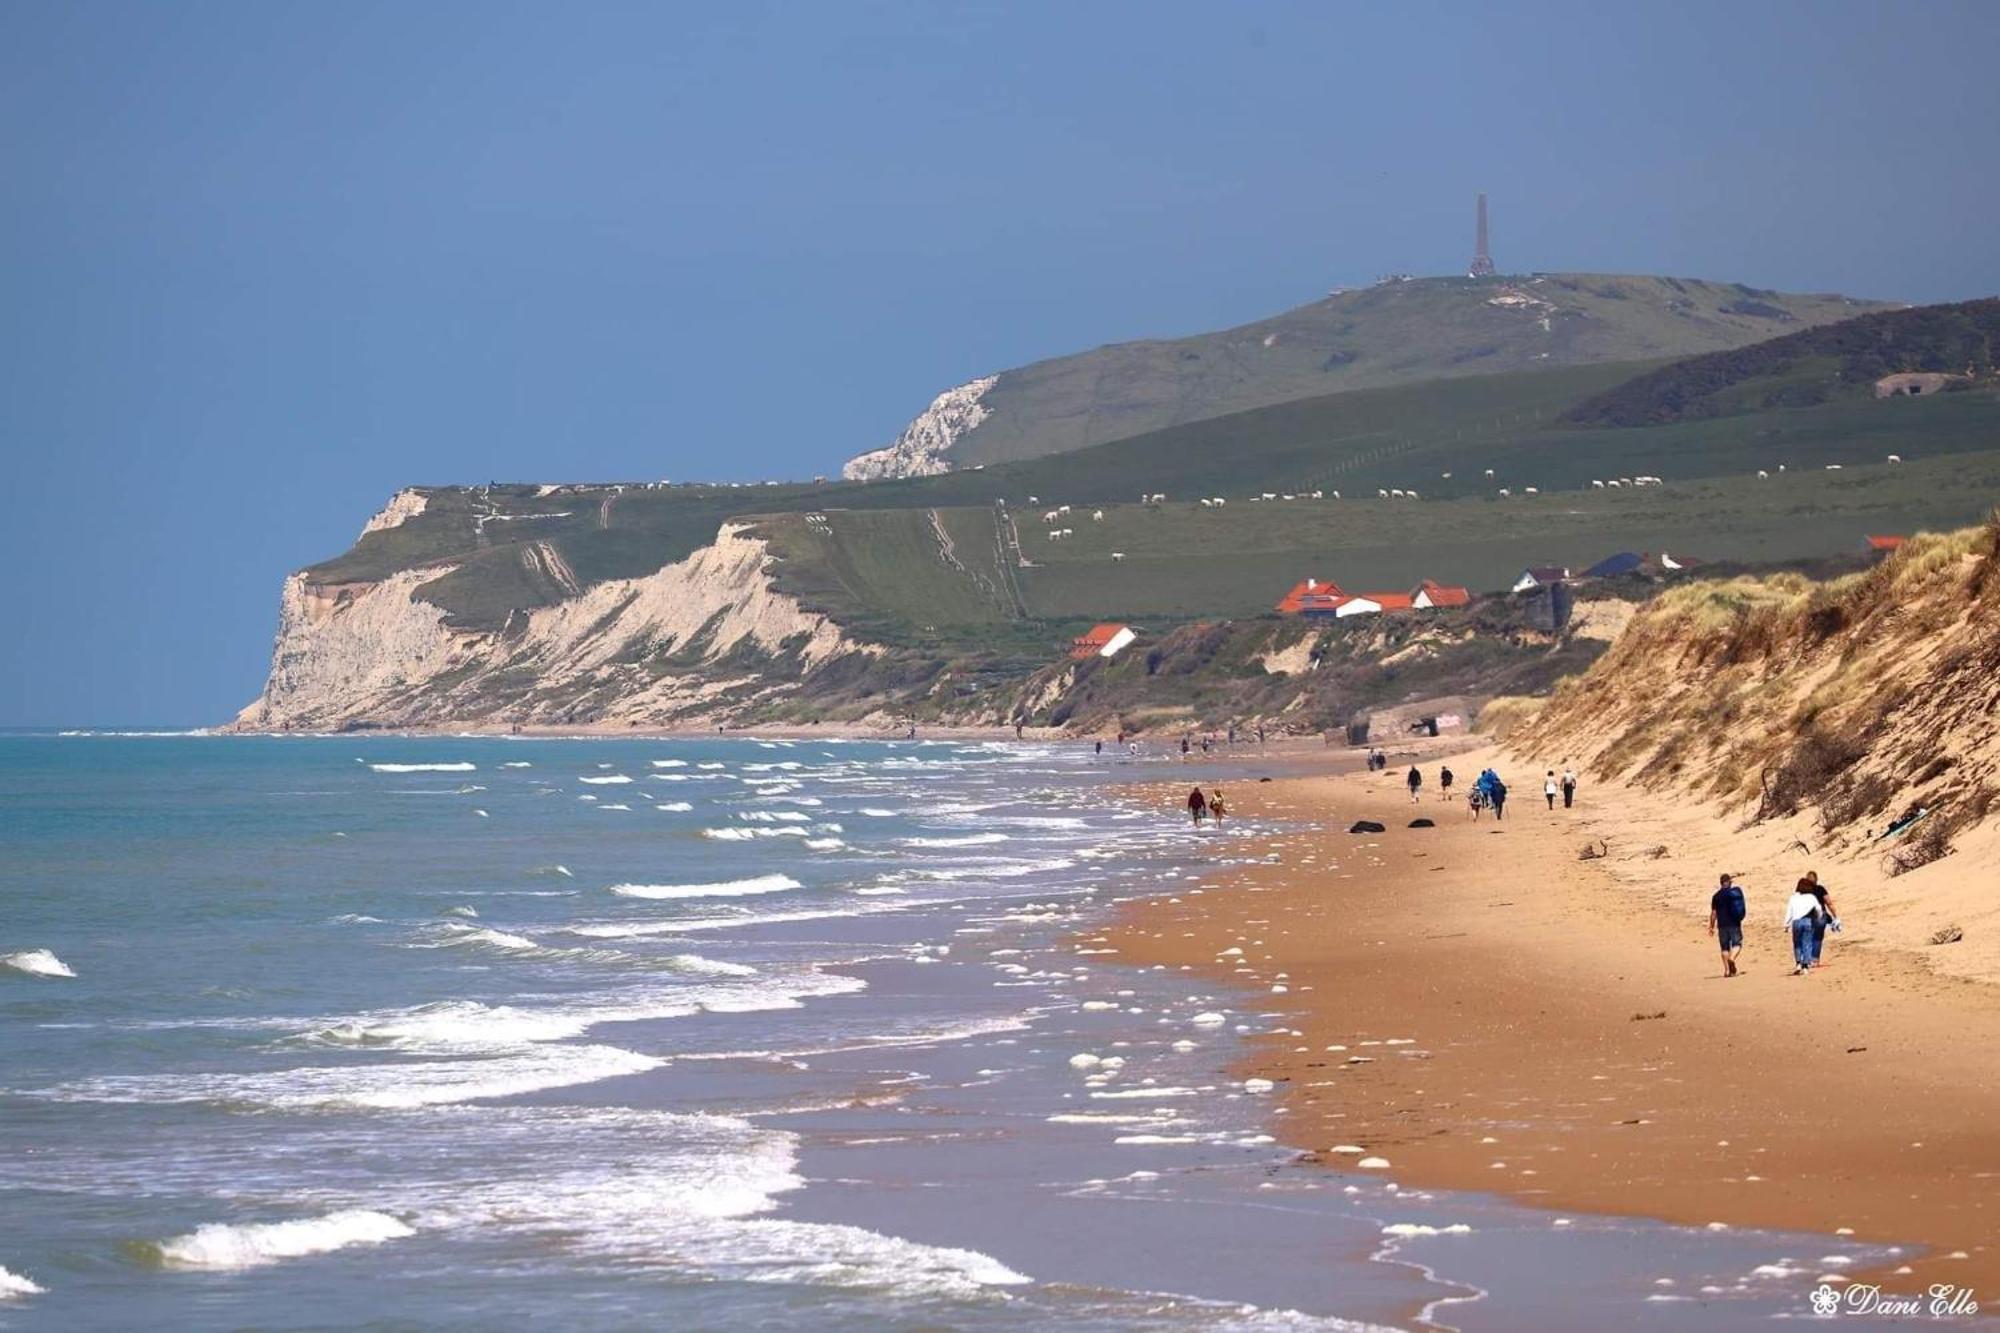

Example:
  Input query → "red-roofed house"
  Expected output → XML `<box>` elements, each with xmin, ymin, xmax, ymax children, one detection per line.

<box><xmin>1069</xmin><ymin>623</ymin><xmax>1138</xmax><ymax>661</ymax></box>
<box><xmin>1410</xmin><ymin>579</ymin><xmax>1472</xmax><ymax>609</ymax></box>
<box><xmin>1276</xmin><ymin>578</ymin><xmax>1345</xmax><ymax>614</ymax></box>
<box><xmin>1864</xmin><ymin>534</ymin><xmax>1906</xmax><ymax>557</ymax></box>
<box><xmin>1334</xmin><ymin>591</ymin><xmax>1415</xmax><ymax>618</ymax></box>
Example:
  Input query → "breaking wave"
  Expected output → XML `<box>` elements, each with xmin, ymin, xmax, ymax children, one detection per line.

<box><xmin>368</xmin><ymin>762</ymin><xmax>475</xmax><ymax>773</ymax></box>
<box><xmin>2</xmin><ymin>949</ymin><xmax>76</xmax><ymax>978</ymax></box>
<box><xmin>609</xmin><ymin>875</ymin><xmax>803</xmax><ymax>900</ymax></box>
<box><xmin>149</xmin><ymin>1209</ymin><xmax>415</xmax><ymax>1270</ymax></box>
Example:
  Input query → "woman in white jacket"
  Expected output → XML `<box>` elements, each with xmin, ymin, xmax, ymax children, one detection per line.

<box><xmin>1783</xmin><ymin>884</ymin><xmax>1823</xmax><ymax>975</ymax></box>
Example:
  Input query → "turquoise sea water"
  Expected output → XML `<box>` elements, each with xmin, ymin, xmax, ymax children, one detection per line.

<box><xmin>0</xmin><ymin>735</ymin><xmax>1924</xmax><ymax>1331</ymax></box>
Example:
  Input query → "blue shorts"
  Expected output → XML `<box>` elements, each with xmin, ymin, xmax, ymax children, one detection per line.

<box><xmin>1718</xmin><ymin>923</ymin><xmax>1743</xmax><ymax>951</ymax></box>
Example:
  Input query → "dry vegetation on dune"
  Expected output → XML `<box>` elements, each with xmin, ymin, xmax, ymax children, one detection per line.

<box><xmin>1522</xmin><ymin>511</ymin><xmax>2000</xmax><ymax>870</ymax></box>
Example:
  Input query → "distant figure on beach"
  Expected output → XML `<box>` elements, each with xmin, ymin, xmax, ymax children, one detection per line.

<box><xmin>1468</xmin><ymin>788</ymin><xmax>1486</xmax><ymax>820</ymax></box>
<box><xmin>1186</xmin><ymin>786</ymin><xmax>1208</xmax><ymax>826</ymax></box>
<box><xmin>1180</xmin><ymin>737</ymin><xmax>1191</xmax><ymax>762</ymax></box>
<box><xmin>1407</xmin><ymin>766</ymin><xmax>1423</xmax><ymax>802</ymax></box>
<box><xmin>1803</xmin><ymin>871</ymin><xmax>1839</xmax><ymax>966</ymax></box>
<box><xmin>1561</xmin><ymin>765</ymin><xmax>1578</xmax><ymax>809</ymax></box>
<box><xmin>1208</xmin><ymin>790</ymin><xmax>1227</xmax><ymax>823</ymax></box>
<box><xmin>1015</xmin><ymin>721</ymin><xmax>1024</xmax><ymax>740</ymax></box>
<box><xmin>1440</xmin><ymin>766</ymin><xmax>1454</xmax><ymax>801</ymax></box>
<box><xmin>1784</xmin><ymin>880</ymin><xmax>1822</xmax><ymax>974</ymax></box>
<box><xmin>1488</xmin><ymin>775</ymin><xmax>1508</xmax><ymax>820</ymax></box>
<box><xmin>1094</xmin><ymin>739</ymin><xmax>1103</xmax><ymax>756</ymax></box>
<box><xmin>1708</xmin><ymin>873</ymin><xmax>1747</xmax><ymax>977</ymax></box>
<box><xmin>1544</xmin><ymin>770</ymin><xmax>1558</xmax><ymax>810</ymax></box>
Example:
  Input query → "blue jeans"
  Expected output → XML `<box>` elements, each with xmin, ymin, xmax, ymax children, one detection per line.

<box><xmin>1791</xmin><ymin>919</ymin><xmax>1816</xmax><ymax>969</ymax></box>
<box><xmin>1811</xmin><ymin>916</ymin><xmax>1828</xmax><ymax>962</ymax></box>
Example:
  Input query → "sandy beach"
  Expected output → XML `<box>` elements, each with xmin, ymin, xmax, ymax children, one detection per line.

<box><xmin>1106</xmin><ymin>743</ymin><xmax>2000</xmax><ymax>1305</ymax></box>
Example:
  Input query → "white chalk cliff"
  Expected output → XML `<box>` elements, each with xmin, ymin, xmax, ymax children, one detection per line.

<box><xmin>237</xmin><ymin>523</ymin><xmax>873</xmax><ymax>730</ymax></box>
<box><xmin>842</xmin><ymin>375</ymin><xmax>998</xmax><ymax>480</ymax></box>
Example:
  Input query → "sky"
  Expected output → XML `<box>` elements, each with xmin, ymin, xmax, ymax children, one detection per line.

<box><xmin>3</xmin><ymin>0</ymin><xmax>1997</xmax><ymax>726</ymax></box>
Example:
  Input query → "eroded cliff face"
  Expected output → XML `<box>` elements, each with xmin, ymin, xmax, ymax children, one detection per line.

<box><xmin>237</xmin><ymin>523</ymin><xmax>876</xmax><ymax>730</ymax></box>
<box><xmin>842</xmin><ymin>375</ymin><xmax>998</xmax><ymax>480</ymax></box>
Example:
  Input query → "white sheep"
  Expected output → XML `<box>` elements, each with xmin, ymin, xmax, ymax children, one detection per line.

<box><xmin>1213</xmin><ymin>497</ymin><xmax>1226</xmax><ymax>506</ymax></box>
<box><xmin>1042</xmin><ymin>509</ymin><xmax>1059</xmax><ymax>523</ymax></box>
<box><xmin>1758</xmin><ymin>469</ymin><xmax>1770</xmax><ymax>478</ymax></box>
<box><xmin>1310</xmin><ymin>490</ymin><xmax>1323</xmax><ymax>499</ymax></box>
<box><xmin>1111</xmin><ymin>552</ymin><xmax>1125</xmax><ymax>561</ymax></box>
<box><xmin>1498</xmin><ymin>487</ymin><xmax>1512</xmax><ymax>497</ymax></box>
<box><xmin>1092</xmin><ymin>509</ymin><xmax>1104</xmax><ymax>521</ymax></box>
<box><xmin>1377</xmin><ymin>488</ymin><xmax>1389</xmax><ymax>498</ymax></box>
<box><xmin>1027</xmin><ymin>495</ymin><xmax>1039</xmax><ymax>504</ymax></box>
<box><xmin>1825</xmin><ymin>464</ymin><xmax>1843</xmax><ymax>471</ymax></box>
<box><xmin>1262</xmin><ymin>492</ymin><xmax>1277</xmax><ymax>501</ymax></box>
<box><xmin>1405</xmin><ymin>489</ymin><xmax>1420</xmax><ymax>500</ymax></box>
<box><xmin>1887</xmin><ymin>454</ymin><xmax>1903</xmax><ymax>463</ymax></box>
<box><xmin>1484</xmin><ymin>468</ymin><xmax>1495</xmax><ymax>478</ymax></box>
<box><xmin>1591</xmin><ymin>479</ymin><xmax>1606</xmax><ymax>488</ymax></box>
<box><xmin>1390</xmin><ymin>488</ymin><xmax>1405</xmax><ymax>498</ymax></box>
<box><xmin>1524</xmin><ymin>486</ymin><xmax>1539</xmax><ymax>495</ymax></box>
<box><xmin>1441</xmin><ymin>471</ymin><xmax>1453</xmax><ymax>480</ymax></box>
<box><xmin>1282</xmin><ymin>493</ymin><xmax>1295</xmax><ymax>501</ymax></box>
<box><xmin>1329</xmin><ymin>490</ymin><xmax>1339</xmax><ymax>500</ymax></box>
<box><xmin>1061</xmin><ymin>527</ymin><xmax>1073</xmax><ymax>537</ymax></box>
<box><xmin>1199</xmin><ymin>498</ymin><xmax>1214</xmax><ymax>508</ymax></box>
<box><xmin>1777</xmin><ymin>464</ymin><xmax>1787</xmax><ymax>473</ymax></box>
<box><xmin>1046</xmin><ymin>530</ymin><xmax>1059</xmax><ymax>541</ymax></box>
<box><xmin>1058</xmin><ymin>505</ymin><xmax>1071</xmax><ymax>515</ymax></box>
<box><xmin>1618</xmin><ymin>477</ymin><xmax>1633</xmax><ymax>487</ymax></box>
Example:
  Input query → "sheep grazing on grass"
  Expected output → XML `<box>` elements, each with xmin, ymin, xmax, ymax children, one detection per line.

<box><xmin>1310</xmin><ymin>490</ymin><xmax>1324</xmax><ymax>499</ymax></box>
<box><xmin>1390</xmin><ymin>488</ymin><xmax>1405</xmax><ymax>498</ymax></box>
<box><xmin>1027</xmin><ymin>495</ymin><xmax>1039</xmax><ymax>504</ymax></box>
<box><xmin>1061</xmin><ymin>527</ymin><xmax>1073</xmax><ymax>537</ymax></box>
<box><xmin>1441</xmin><ymin>471</ymin><xmax>1453</xmax><ymax>479</ymax></box>
<box><xmin>1497</xmin><ymin>487</ymin><xmax>1512</xmax><ymax>497</ymax></box>
<box><xmin>1199</xmin><ymin>498</ymin><xmax>1214</xmax><ymax>509</ymax></box>
<box><xmin>1377</xmin><ymin>488</ymin><xmax>1389</xmax><ymax>498</ymax></box>
<box><xmin>1281</xmin><ymin>493</ymin><xmax>1295</xmax><ymax>501</ymax></box>
<box><xmin>1887</xmin><ymin>453</ymin><xmax>1904</xmax><ymax>463</ymax></box>
<box><xmin>1091</xmin><ymin>509</ymin><xmax>1104</xmax><ymax>521</ymax></box>
<box><xmin>1329</xmin><ymin>490</ymin><xmax>1340</xmax><ymax>500</ymax></box>
<box><xmin>1523</xmin><ymin>486</ymin><xmax>1539</xmax><ymax>495</ymax></box>
<box><xmin>1591</xmin><ymin>479</ymin><xmax>1606</xmax><ymax>488</ymax></box>
<box><xmin>1404</xmin><ymin>489</ymin><xmax>1420</xmax><ymax>500</ymax></box>
<box><xmin>1825</xmin><ymin>464</ymin><xmax>1843</xmax><ymax>471</ymax></box>
<box><xmin>1042</xmin><ymin>509</ymin><xmax>1060</xmax><ymax>523</ymax></box>
<box><xmin>1212</xmin><ymin>497</ymin><xmax>1227</xmax><ymax>507</ymax></box>
<box><xmin>1757</xmin><ymin>469</ymin><xmax>1770</xmax><ymax>479</ymax></box>
<box><xmin>1484</xmin><ymin>468</ymin><xmax>1495</xmax><ymax>478</ymax></box>
<box><xmin>1111</xmin><ymin>552</ymin><xmax>1126</xmax><ymax>561</ymax></box>
<box><xmin>1777</xmin><ymin>464</ymin><xmax>1787</xmax><ymax>472</ymax></box>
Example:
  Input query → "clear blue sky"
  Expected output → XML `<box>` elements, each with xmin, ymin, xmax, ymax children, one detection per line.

<box><xmin>3</xmin><ymin>0</ymin><xmax>1996</xmax><ymax>725</ymax></box>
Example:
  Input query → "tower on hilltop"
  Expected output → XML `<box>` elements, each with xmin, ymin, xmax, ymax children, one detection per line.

<box><xmin>1468</xmin><ymin>192</ymin><xmax>1495</xmax><ymax>278</ymax></box>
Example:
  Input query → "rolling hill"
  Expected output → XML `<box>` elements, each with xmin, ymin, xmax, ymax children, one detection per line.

<box><xmin>239</xmin><ymin>296</ymin><xmax>2000</xmax><ymax>732</ymax></box>
<box><xmin>842</xmin><ymin>274</ymin><xmax>1890</xmax><ymax>479</ymax></box>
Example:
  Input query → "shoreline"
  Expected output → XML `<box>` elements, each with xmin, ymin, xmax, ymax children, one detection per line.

<box><xmin>1104</xmin><ymin>744</ymin><xmax>2000</xmax><ymax>1309</ymax></box>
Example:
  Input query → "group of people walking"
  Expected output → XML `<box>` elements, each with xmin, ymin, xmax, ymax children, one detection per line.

<box><xmin>1399</xmin><ymin>763</ymin><xmax>1579</xmax><ymax>821</ymax></box>
<box><xmin>1708</xmin><ymin>871</ymin><xmax>1841</xmax><ymax>977</ymax></box>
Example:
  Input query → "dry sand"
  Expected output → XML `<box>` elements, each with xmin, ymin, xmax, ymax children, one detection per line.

<box><xmin>1107</xmin><ymin>744</ymin><xmax>2000</xmax><ymax>1299</ymax></box>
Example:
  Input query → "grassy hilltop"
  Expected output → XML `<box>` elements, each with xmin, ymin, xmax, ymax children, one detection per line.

<box><xmin>855</xmin><ymin>274</ymin><xmax>1891</xmax><ymax>474</ymax></box>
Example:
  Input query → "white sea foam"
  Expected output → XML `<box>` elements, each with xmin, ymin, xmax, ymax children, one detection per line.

<box><xmin>154</xmin><ymin>1209</ymin><xmax>415</xmax><ymax>1269</ymax></box>
<box><xmin>2</xmin><ymin>949</ymin><xmax>76</xmax><ymax>978</ymax></box>
<box><xmin>428</xmin><ymin>924</ymin><xmax>540</xmax><ymax>953</ymax></box>
<box><xmin>609</xmin><ymin>875</ymin><xmax>802</xmax><ymax>900</ymax></box>
<box><xmin>903</xmin><ymin>833</ymin><xmax>1010</xmax><ymax>848</ymax></box>
<box><xmin>650</xmin><ymin>759</ymin><xmax>688</xmax><ymax>768</ymax></box>
<box><xmin>1381</xmin><ymin>1223</ymin><xmax>1472</xmax><ymax>1237</ymax></box>
<box><xmin>703</xmin><ymin>826</ymin><xmax>807</xmax><ymax>840</ymax></box>
<box><xmin>738</xmin><ymin>810</ymin><xmax>811</xmax><ymax>822</ymax></box>
<box><xmin>502</xmin><ymin>761</ymin><xmax>533</xmax><ymax>768</ymax></box>
<box><xmin>579</xmin><ymin>775</ymin><xmax>632</xmax><ymax>785</ymax></box>
<box><xmin>45</xmin><ymin>1043</ymin><xmax>663</xmax><ymax>1110</ymax></box>
<box><xmin>655</xmin><ymin>802</ymin><xmax>694</xmax><ymax>812</ymax></box>
<box><xmin>368</xmin><ymin>762</ymin><xmax>475</xmax><ymax>773</ymax></box>
<box><xmin>0</xmin><ymin>1265</ymin><xmax>44</xmax><ymax>1298</ymax></box>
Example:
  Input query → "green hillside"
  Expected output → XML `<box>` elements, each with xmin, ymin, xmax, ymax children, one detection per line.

<box><xmin>848</xmin><ymin>274</ymin><xmax>1890</xmax><ymax>477</ymax></box>
<box><xmin>1565</xmin><ymin>297</ymin><xmax>2000</xmax><ymax>426</ymax></box>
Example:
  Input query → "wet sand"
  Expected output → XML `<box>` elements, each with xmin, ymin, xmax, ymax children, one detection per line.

<box><xmin>1106</xmin><ymin>746</ymin><xmax>2000</xmax><ymax>1302</ymax></box>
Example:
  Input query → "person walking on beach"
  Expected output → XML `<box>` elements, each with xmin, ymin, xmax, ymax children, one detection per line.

<box><xmin>1180</xmin><ymin>736</ymin><xmax>1191</xmax><ymax>762</ymax></box>
<box><xmin>1488</xmin><ymin>774</ymin><xmax>1508</xmax><ymax>820</ymax></box>
<box><xmin>1440</xmin><ymin>766</ymin><xmax>1454</xmax><ymax>802</ymax></box>
<box><xmin>1186</xmin><ymin>786</ymin><xmax>1208</xmax><ymax>827</ymax></box>
<box><xmin>1784</xmin><ymin>880</ymin><xmax>1822</xmax><ymax>975</ymax></box>
<box><xmin>1708</xmin><ymin>873</ymin><xmax>1747</xmax><ymax>977</ymax></box>
<box><xmin>1095</xmin><ymin>739</ymin><xmax>1103</xmax><ymax>756</ymax></box>
<box><xmin>1407</xmin><ymin>766</ymin><xmax>1423</xmax><ymax>802</ymax></box>
<box><xmin>1803</xmin><ymin>871</ymin><xmax>1839</xmax><ymax>967</ymax></box>
<box><xmin>1561</xmin><ymin>765</ymin><xmax>1578</xmax><ymax>809</ymax></box>
<box><xmin>1544</xmin><ymin>769</ymin><xmax>1559</xmax><ymax>810</ymax></box>
<box><xmin>1208</xmin><ymin>790</ymin><xmax>1227</xmax><ymax>823</ymax></box>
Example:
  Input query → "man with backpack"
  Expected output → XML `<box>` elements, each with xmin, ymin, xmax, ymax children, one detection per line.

<box><xmin>1708</xmin><ymin>873</ymin><xmax>1747</xmax><ymax>977</ymax></box>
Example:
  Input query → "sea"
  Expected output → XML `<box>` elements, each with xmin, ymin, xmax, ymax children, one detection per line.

<box><xmin>0</xmin><ymin>733</ymin><xmax>1939</xmax><ymax>1331</ymax></box>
